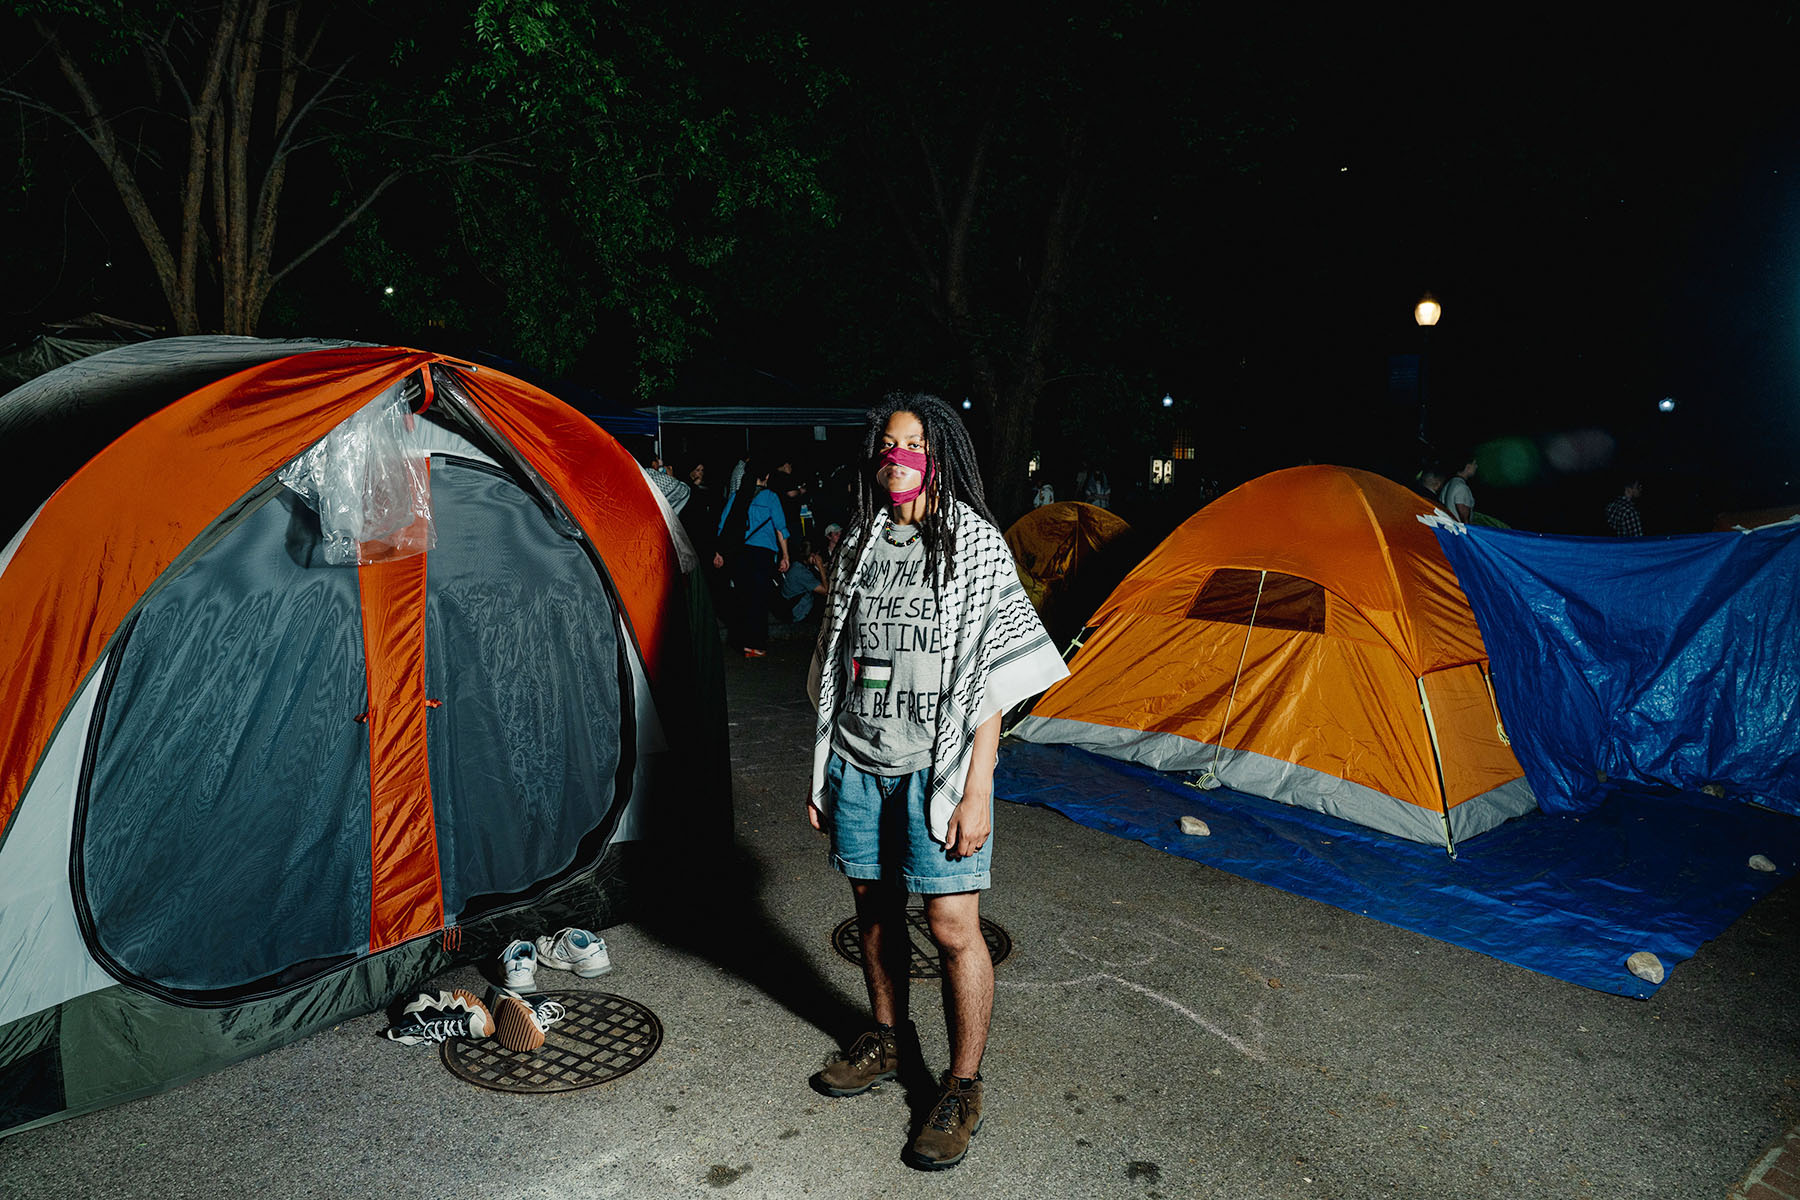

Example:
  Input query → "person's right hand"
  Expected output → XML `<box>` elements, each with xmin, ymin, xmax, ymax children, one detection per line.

<box><xmin>807</xmin><ymin>802</ymin><xmax>824</xmax><ymax>832</ymax></box>
<box><xmin>712</xmin><ymin>551</ymin><xmax>724</xmax><ymax>569</ymax></box>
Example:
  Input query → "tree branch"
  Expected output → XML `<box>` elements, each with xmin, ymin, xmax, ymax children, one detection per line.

<box><xmin>265</xmin><ymin>166</ymin><xmax>407</xmax><ymax>288</ymax></box>
<box><xmin>34</xmin><ymin>20</ymin><xmax>182</xmax><ymax>319</ymax></box>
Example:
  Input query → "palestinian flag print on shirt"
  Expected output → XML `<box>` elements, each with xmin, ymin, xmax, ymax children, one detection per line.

<box><xmin>855</xmin><ymin>655</ymin><xmax>893</xmax><ymax>690</ymax></box>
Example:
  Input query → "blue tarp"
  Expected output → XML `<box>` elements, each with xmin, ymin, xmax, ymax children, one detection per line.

<box><xmin>1430</xmin><ymin>520</ymin><xmax>1800</xmax><ymax>816</ymax></box>
<box><xmin>995</xmin><ymin>740</ymin><xmax>1800</xmax><ymax>997</ymax></box>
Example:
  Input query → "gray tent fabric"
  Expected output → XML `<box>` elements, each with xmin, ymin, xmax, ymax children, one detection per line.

<box><xmin>423</xmin><ymin>461</ymin><xmax>625</xmax><ymax>919</ymax></box>
<box><xmin>78</xmin><ymin>461</ymin><xmax>631</xmax><ymax>1000</ymax></box>
<box><xmin>80</xmin><ymin>491</ymin><xmax>374</xmax><ymax>994</ymax></box>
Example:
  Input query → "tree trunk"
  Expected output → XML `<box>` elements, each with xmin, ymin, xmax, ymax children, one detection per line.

<box><xmin>984</xmin><ymin>125</ymin><xmax>1091</xmax><ymax>523</ymax></box>
<box><xmin>36</xmin><ymin>2</ymin><xmax>371</xmax><ymax>337</ymax></box>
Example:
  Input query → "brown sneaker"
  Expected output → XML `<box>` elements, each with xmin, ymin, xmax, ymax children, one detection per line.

<box><xmin>907</xmin><ymin>1072</ymin><xmax>984</xmax><ymax>1170</ymax></box>
<box><xmin>811</xmin><ymin>1026</ymin><xmax>901</xmax><ymax>1096</ymax></box>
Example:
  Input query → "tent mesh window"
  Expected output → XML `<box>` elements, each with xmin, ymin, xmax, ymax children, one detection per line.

<box><xmin>1186</xmin><ymin>569</ymin><xmax>1327</xmax><ymax>634</ymax></box>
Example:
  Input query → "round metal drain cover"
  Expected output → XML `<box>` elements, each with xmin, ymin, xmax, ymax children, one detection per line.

<box><xmin>832</xmin><ymin>908</ymin><xmax>1012</xmax><ymax>977</ymax></box>
<box><xmin>440</xmin><ymin>991</ymin><xmax>663</xmax><ymax>1094</ymax></box>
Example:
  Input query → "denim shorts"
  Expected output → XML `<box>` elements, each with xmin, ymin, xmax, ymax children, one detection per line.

<box><xmin>826</xmin><ymin>753</ymin><xmax>992</xmax><ymax>894</ymax></box>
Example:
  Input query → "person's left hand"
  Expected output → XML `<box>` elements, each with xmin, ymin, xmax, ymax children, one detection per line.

<box><xmin>778</xmin><ymin>555</ymin><xmax>791</xmax><ymax>573</ymax></box>
<box><xmin>943</xmin><ymin>787</ymin><xmax>992</xmax><ymax>859</ymax></box>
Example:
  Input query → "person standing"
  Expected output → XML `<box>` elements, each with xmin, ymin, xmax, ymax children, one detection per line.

<box><xmin>1605</xmin><ymin>479</ymin><xmax>1644</xmax><ymax>536</ymax></box>
<box><xmin>1438</xmin><ymin>453</ymin><xmax>1478</xmax><ymax>522</ymax></box>
<box><xmin>713</xmin><ymin>459</ymin><xmax>789</xmax><ymax>657</ymax></box>
<box><xmin>1414</xmin><ymin>461</ymin><xmax>1447</xmax><ymax>504</ymax></box>
<box><xmin>806</xmin><ymin>393</ymin><xmax>1067</xmax><ymax>1170</ymax></box>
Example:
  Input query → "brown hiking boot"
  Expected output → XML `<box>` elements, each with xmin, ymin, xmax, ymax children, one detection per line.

<box><xmin>906</xmin><ymin>1071</ymin><xmax>984</xmax><ymax>1170</ymax></box>
<box><xmin>811</xmin><ymin>1026</ymin><xmax>901</xmax><ymax>1096</ymax></box>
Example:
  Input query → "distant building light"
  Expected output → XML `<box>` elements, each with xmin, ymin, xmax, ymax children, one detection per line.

<box><xmin>961</xmin><ymin>397</ymin><xmax>972</xmax><ymax>410</ymax></box>
<box><xmin>1162</xmin><ymin>393</ymin><xmax>1174</xmax><ymax>408</ymax></box>
<box><xmin>1658</xmin><ymin>397</ymin><xmax>1676</xmax><ymax>412</ymax></box>
<box><xmin>383</xmin><ymin>285</ymin><xmax>395</xmax><ymax>296</ymax></box>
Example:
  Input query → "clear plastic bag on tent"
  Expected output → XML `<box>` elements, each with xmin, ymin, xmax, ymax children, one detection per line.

<box><xmin>277</xmin><ymin>381</ymin><xmax>436</xmax><ymax>565</ymax></box>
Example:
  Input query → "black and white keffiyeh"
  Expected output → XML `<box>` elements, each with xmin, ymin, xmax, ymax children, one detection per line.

<box><xmin>809</xmin><ymin>500</ymin><xmax>1068</xmax><ymax>842</ymax></box>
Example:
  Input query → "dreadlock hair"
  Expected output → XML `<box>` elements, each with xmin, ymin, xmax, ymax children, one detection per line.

<box><xmin>843</xmin><ymin>391</ymin><xmax>995</xmax><ymax>590</ymax></box>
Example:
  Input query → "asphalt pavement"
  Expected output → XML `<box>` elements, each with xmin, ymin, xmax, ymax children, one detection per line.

<box><xmin>3</xmin><ymin>632</ymin><xmax>1797</xmax><ymax>1199</ymax></box>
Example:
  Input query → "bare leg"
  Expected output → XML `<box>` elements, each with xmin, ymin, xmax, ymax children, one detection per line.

<box><xmin>923</xmin><ymin>890</ymin><xmax>992</xmax><ymax>1078</ymax></box>
<box><xmin>853</xmin><ymin>881</ymin><xmax>911</xmax><ymax>1026</ymax></box>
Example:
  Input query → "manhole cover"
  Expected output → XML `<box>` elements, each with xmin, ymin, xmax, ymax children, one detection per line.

<box><xmin>831</xmin><ymin>908</ymin><xmax>1012</xmax><ymax>977</ymax></box>
<box><xmin>440</xmin><ymin>991</ymin><xmax>663</xmax><ymax>1094</ymax></box>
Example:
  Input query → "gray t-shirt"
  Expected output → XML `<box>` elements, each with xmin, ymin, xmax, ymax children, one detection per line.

<box><xmin>830</xmin><ymin>528</ymin><xmax>944</xmax><ymax>776</ymax></box>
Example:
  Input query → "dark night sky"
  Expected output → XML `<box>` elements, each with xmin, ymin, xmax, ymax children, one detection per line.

<box><xmin>1196</xmin><ymin>11</ymin><xmax>1800</xmax><ymax>520</ymax></box>
<box><xmin>11</xmin><ymin>6</ymin><xmax>1800</xmax><ymax>526</ymax></box>
<box><xmin>687</xmin><ymin>8</ymin><xmax>1800</xmax><ymax>526</ymax></box>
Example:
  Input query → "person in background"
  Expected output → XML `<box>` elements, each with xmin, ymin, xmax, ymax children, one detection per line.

<box><xmin>775</xmin><ymin>538</ymin><xmax>830</xmax><ymax>623</ymax></box>
<box><xmin>1031</xmin><ymin>474</ymin><xmax>1055</xmax><ymax>508</ymax></box>
<box><xmin>1437</xmin><ymin>453</ymin><xmax>1477</xmax><ymax>522</ymax></box>
<box><xmin>806</xmin><ymin>392</ymin><xmax>1067</xmax><ymax>1170</ymax></box>
<box><xmin>1605</xmin><ymin>478</ymin><xmax>1644</xmax><ymax>536</ymax></box>
<box><xmin>714</xmin><ymin>458</ymin><xmax>789</xmax><ymax>658</ymax></box>
<box><xmin>774</xmin><ymin>457</ymin><xmax>810</xmax><ymax>539</ymax></box>
<box><xmin>642</xmin><ymin>453</ymin><xmax>691</xmax><ymax>514</ymax></box>
<box><xmin>1415</xmin><ymin>462</ymin><xmax>1447</xmax><ymax>504</ymax></box>
<box><xmin>1077</xmin><ymin>462</ymin><xmax>1111</xmax><ymax>510</ymax></box>
<box><xmin>680</xmin><ymin>460</ymin><xmax>718</xmax><ymax>560</ymax></box>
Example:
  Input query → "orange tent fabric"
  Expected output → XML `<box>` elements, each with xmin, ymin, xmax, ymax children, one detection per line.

<box><xmin>1013</xmin><ymin>465</ymin><xmax>1533</xmax><ymax>849</ymax></box>
<box><xmin>1004</xmin><ymin>501</ymin><xmax>1131</xmax><ymax>607</ymax></box>
<box><xmin>0</xmin><ymin>347</ymin><xmax>678</xmax><ymax>846</ymax></box>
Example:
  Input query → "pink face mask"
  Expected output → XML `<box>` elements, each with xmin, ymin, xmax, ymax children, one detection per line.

<box><xmin>876</xmin><ymin>445</ymin><xmax>932</xmax><ymax>504</ymax></box>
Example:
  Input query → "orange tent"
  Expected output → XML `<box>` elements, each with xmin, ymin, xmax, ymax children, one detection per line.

<box><xmin>1012</xmin><ymin>465</ymin><xmax>1533</xmax><ymax>850</ymax></box>
<box><xmin>1003</xmin><ymin>501</ymin><xmax>1133</xmax><ymax>640</ymax></box>
<box><xmin>0</xmin><ymin>336</ymin><xmax>723</xmax><ymax>1135</ymax></box>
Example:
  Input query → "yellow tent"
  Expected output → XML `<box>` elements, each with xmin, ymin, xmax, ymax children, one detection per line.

<box><xmin>1003</xmin><ymin>501</ymin><xmax>1133</xmax><ymax>644</ymax></box>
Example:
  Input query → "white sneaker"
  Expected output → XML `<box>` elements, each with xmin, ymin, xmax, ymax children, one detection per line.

<box><xmin>534</xmin><ymin>927</ymin><xmax>612</xmax><ymax>978</ymax></box>
<box><xmin>488</xmin><ymin>987</ymin><xmax>568</xmax><ymax>1053</ymax></box>
<box><xmin>499</xmin><ymin>939</ymin><xmax>538</xmax><ymax>990</ymax></box>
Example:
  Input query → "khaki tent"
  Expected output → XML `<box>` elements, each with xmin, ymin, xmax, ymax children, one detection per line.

<box><xmin>1013</xmin><ymin>465</ymin><xmax>1533</xmax><ymax>850</ymax></box>
<box><xmin>1003</xmin><ymin>501</ymin><xmax>1133</xmax><ymax>646</ymax></box>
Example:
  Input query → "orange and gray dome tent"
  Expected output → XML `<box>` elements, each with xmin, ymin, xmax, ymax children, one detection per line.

<box><xmin>1011</xmin><ymin>465</ymin><xmax>1534</xmax><ymax>850</ymax></box>
<box><xmin>0</xmin><ymin>337</ymin><xmax>724</xmax><ymax>1136</ymax></box>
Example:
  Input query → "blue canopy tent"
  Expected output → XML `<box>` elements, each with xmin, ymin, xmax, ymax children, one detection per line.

<box><xmin>1425</xmin><ymin>515</ymin><xmax>1800</xmax><ymax>816</ymax></box>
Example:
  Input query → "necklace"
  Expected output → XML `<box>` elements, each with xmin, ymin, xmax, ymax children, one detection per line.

<box><xmin>881</xmin><ymin>520</ymin><xmax>923</xmax><ymax>548</ymax></box>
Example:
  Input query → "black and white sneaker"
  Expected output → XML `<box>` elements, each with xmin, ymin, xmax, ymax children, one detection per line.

<box><xmin>383</xmin><ymin>990</ymin><xmax>494</xmax><ymax>1045</ymax></box>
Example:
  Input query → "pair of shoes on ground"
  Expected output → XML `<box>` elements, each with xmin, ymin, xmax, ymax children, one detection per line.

<box><xmin>498</xmin><ymin>927</ymin><xmax>612</xmax><ymax>992</ymax></box>
<box><xmin>382</xmin><ymin>987</ymin><xmax>565</xmax><ymax>1054</ymax></box>
<box><xmin>811</xmin><ymin>1023</ymin><xmax>984</xmax><ymax>1171</ymax></box>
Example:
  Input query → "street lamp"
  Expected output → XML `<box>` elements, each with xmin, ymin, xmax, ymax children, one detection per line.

<box><xmin>1413</xmin><ymin>293</ymin><xmax>1441</xmax><ymax>444</ymax></box>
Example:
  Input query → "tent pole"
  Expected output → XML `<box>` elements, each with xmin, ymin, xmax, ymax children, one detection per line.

<box><xmin>1417</xmin><ymin>675</ymin><xmax>1457</xmax><ymax>858</ymax></box>
<box><xmin>1197</xmin><ymin>570</ymin><xmax>1266</xmax><ymax>790</ymax></box>
<box><xmin>1477</xmin><ymin>664</ymin><xmax>1511</xmax><ymax>746</ymax></box>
